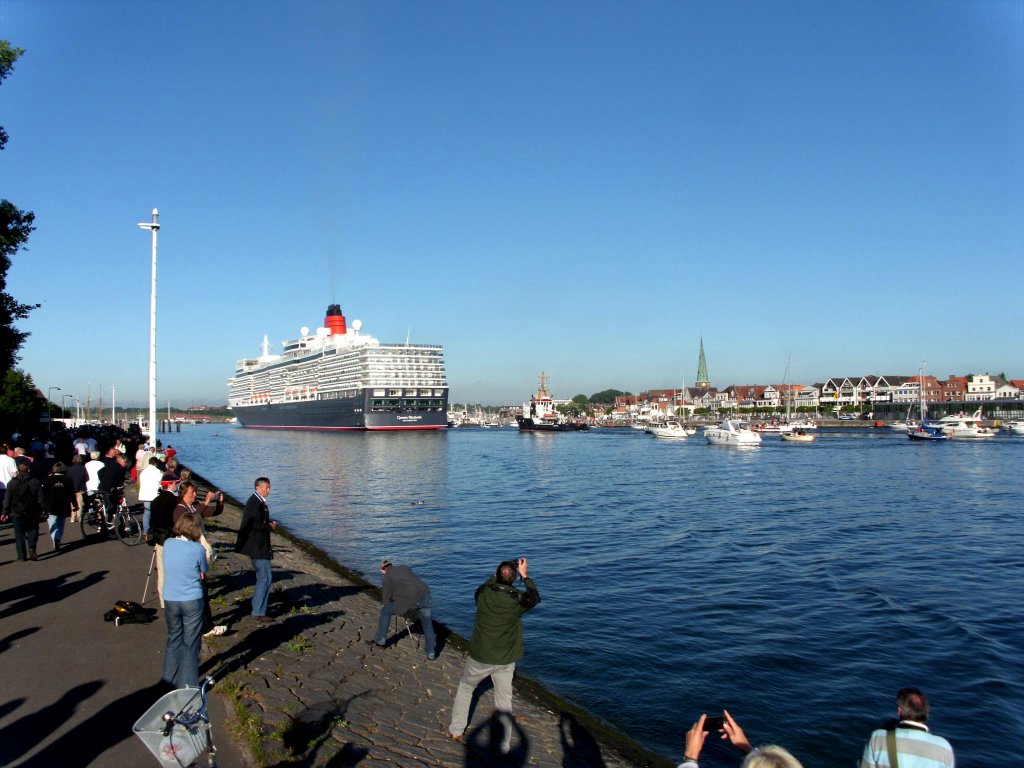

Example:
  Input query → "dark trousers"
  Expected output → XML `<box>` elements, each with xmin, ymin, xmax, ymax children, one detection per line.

<box><xmin>12</xmin><ymin>515</ymin><xmax>39</xmax><ymax>560</ymax></box>
<box><xmin>202</xmin><ymin>579</ymin><xmax>214</xmax><ymax>634</ymax></box>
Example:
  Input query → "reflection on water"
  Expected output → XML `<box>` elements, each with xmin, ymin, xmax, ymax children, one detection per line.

<box><xmin>167</xmin><ymin>425</ymin><xmax>1024</xmax><ymax>767</ymax></box>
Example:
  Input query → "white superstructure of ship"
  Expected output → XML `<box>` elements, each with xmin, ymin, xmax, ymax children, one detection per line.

<box><xmin>227</xmin><ymin>304</ymin><xmax>448</xmax><ymax>431</ymax></box>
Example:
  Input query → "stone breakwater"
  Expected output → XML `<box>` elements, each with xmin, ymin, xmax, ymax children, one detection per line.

<box><xmin>193</xmin><ymin>473</ymin><xmax>670</xmax><ymax>768</ymax></box>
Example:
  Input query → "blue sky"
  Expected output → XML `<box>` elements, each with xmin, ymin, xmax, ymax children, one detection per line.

<box><xmin>3</xmin><ymin>1</ymin><xmax>1021</xmax><ymax>409</ymax></box>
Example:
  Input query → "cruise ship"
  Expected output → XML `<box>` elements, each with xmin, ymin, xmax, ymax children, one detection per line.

<box><xmin>227</xmin><ymin>304</ymin><xmax>449</xmax><ymax>430</ymax></box>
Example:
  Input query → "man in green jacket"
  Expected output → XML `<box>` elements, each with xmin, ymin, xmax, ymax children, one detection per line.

<box><xmin>448</xmin><ymin>558</ymin><xmax>540</xmax><ymax>752</ymax></box>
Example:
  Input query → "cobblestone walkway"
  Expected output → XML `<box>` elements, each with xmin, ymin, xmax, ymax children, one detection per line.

<box><xmin>196</xmin><ymin>499</ymin><xmax>667</xmax><ymax>768</ymax></box>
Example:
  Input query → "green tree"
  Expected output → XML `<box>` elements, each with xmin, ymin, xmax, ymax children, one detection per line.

<box><xmin>0</xmin><ymin>367</ymin><xmax>41</xmax><ymax>435</ymax></box>
<box><xmin>589</xmin><ymin>389</ymin><xmax>628</xmax><ymax>404</ymax></box>
<box><xmin>0</xmin><ymin>41</ymin><xmax>38</xmax><ymax>374</ymax></box>
<box><xmin>558</xmin><ymin>401</ymin><xmax>590</xmax><ymax>418</ymax></box>
<box><xmin>0</xmin><ymin>41</ymin><xmax>25</xmax><ymax>152</ymax></box>
<box><xmin>571</xmin><ymin>394</ymin><xmax>589</xmax><ymax>407</ymax></box>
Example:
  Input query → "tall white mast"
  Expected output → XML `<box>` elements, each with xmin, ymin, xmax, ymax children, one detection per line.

<box><xmin>138</xmin><ymin>208</ymin><xmax>160</xmax><ymax>438</ymax></box>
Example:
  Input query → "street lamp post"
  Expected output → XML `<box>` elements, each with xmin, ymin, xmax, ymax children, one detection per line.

<box><xmin>47</xmin><ymin>386</ymin><xmax>60</xmax><ymax>435</ymax></box>
<box><xmin>138</xmin><ymin>209</ymin><xmax>160</xmax><ymax>440</ymax></box>
<box><xmin>62</xmin><ymin>394</ymin><xmax>73</xmax><ymax>426</ymax></box>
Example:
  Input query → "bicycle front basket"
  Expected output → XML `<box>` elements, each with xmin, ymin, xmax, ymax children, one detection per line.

<box><xmin>133</xmin><ymin>688</ymin><xmax>209</xmax><ymax>766</ymax></box>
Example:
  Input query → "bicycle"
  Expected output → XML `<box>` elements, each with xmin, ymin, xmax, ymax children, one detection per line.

<box><xmin>134</xmin><ymin>674</ymin><xmax>218</xmax><ymax>767</ymax></box>
<box><xmin>111</xmin><ymin>488</ymin><xmax>144</xmax><ymax>546</ymax></box>
<box><xmin>79</xmin><ymin>488</ymin><xmax>143</xmax><ymax>546</ymax></box>
<box><xmin>79</xmin><ymin>491</ymin><xmax>107</xmax><ymax>540</ymax></box>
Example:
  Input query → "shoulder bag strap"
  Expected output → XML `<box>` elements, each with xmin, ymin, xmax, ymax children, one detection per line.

<box><xmin>886</xmin><ymin>728</ymin><xmax>900</xmax><ymax>768</ymax></box>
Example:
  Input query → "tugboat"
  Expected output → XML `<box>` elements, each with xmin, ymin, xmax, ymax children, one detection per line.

<box><xmin>516</xmin><ymin>373</ymin><xmax>589</xmax><ymax>432</ymax></box>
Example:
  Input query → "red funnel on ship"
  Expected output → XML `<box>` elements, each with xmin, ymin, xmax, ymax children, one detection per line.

<box><xmin>325</xmin><ymin>304</ymin><xmax>347</xmax><ymax>336</ymax></box>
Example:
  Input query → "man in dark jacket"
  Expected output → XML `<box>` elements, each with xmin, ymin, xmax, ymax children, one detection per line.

<box><xmin>373</xmin><ymin>560</ymin><xmax>436</xmax><ymax>660</ymax></box>
<box><xmin>148</xmin><ymin>480</ymin><xmax>180</xmax><ymax>607</ymax></box>
<box><xmin>448</xmin><ymin>558</ymin><xmax>540</xmax><ymax>750</ymax></box>
<box><xmin>1</xmin><ymin>463</ymin><xmax>44</xmax><ymax>561</ymax></box>
<box><xmin>43</xmin><ymin>461</ymin><xmax>77</xmax><ymax>552</ymax></box>
<box><xmin>234</xmin><ymin>477</ymin><xmax>276</xmax><ymax>622</ymax></box>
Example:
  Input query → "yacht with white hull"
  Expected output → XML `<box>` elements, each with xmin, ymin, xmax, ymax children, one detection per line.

<box><xmin>649</xmin><ymin>421</ymin><xmax>690</xmax><ymax>440</ymax></box>
<box><xmin>705</xmin><ymin>420</ymin><xmax>762</xmax><ymax>446</ymax></box>
<box><xmin>932</xmin><ymin>408</ymin><xmax>994</xmax><ymax>439</ymax></box>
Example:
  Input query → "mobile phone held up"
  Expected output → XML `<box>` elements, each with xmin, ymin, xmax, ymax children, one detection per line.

<box><xmin>703</xmin><ymin>715</ymin><xmax>725</xmax><ymax>732</ymax></box>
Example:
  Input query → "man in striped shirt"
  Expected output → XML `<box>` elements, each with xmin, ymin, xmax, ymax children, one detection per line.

<box><xmin>860</xmin><ymin>688</ymin><xmax>954</xmax><ymax>768</ymax></box>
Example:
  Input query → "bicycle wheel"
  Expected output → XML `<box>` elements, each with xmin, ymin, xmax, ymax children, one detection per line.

<box><xmin>115</xmin><ymin>504</ymin><xmax>143</xmax><ymax>546</ymax></box>
<box><xmin>80</xmin><ymin>507</ymin><xmax>103</xmax><ymax>540</ymax></box>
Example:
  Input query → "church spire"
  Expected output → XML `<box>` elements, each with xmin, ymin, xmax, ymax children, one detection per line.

<box><xmin>695</xmin><ymin>338</ymin><xmax>710</xmax><ymax>388</ymax></box>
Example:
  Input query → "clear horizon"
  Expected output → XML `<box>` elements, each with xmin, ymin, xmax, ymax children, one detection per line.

<box><xmin>4</xmin><ymin>2</ymin><xmax>1021</xmax><ymax>406</ymax></box>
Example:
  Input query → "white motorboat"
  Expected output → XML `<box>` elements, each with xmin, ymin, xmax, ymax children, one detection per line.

<box><xmin>649</xmin><ymin>421</ymin><xmax>690</xmax><ymax>440</ymax></box>
<box><xmin>933</xmin><ymin>408</ymin><xmax>994</xmax><ymax>439</ymax></box>
<box><xmin>789</xmin><ymin>418</ymin><xmax>818</xmax><ymax>430</ymax></box>
<box><xmin>780</xmin><ymin>429</ymin><xmax>816</xmax><ymax>443</ymax></box>
<box><xmin>1003</xmin><ymin>420</ymin><xmax>1024</xmax><ymax>436</ymax></box>
<box><xmin>888</xmin><ymin>420</ymin><xmax>918</xmax><ymax>433</ymax></box>
<box><xmin>753</xmin><ymin>420</ymin><xmax>793</xmax><ymax>434</ymax></box>
<box><xmin>704</xmin><ymin>420</ymin><xmax>762</xmax><ymax>446</ymax></box>
<box><xmin>889</xmin><ymin>404</ymin><xmax>916</xmax><ymax>432</ymax></box>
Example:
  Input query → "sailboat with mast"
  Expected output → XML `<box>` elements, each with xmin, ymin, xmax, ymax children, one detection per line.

<box><xmin>779</xmin><ymin>355</ymin><xmax>816</xmax><ymax>442</ymax></box>
<box><xmin>907</xmin><ymin>364</ymin><xmax>948</xmax><ymax>441</ymax></box>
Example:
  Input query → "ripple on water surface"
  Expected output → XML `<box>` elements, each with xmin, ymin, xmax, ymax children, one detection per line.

<box><xmin>166</xmin><ymin>426</ymin><xmax>1024</xmax><ymax>767</ymax></box>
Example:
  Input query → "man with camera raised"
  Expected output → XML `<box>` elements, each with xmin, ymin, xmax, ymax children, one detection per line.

<box><xmin>448</xmin><ymin>557</ymin><xmax>540</xmax><ymax>753</ymax></box>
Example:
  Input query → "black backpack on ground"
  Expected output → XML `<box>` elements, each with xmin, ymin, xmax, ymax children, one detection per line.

<box><xmin>103</xmin><ymin>599</ymin><xmax>157</xmax><ymax>626</ymax></box>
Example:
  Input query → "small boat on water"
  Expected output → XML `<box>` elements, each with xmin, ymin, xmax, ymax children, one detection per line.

<box><xmin>516</xmin><ymin>373</ymin><xmax>589</xmax><ymax>432</ymax></box>
<box><xmin>907</xmin><ymin>424</ymin><xmax>949</xmax><ymax>441</ymax></box>
<box><xmin>889</xmin><ymin>404</ymin><xmax>917</xmax><ymax>432</ymax></box>
<box><xmin>905</xmin><ymin>363</ymin><xmax>949</xmax><ymax>443</ymax></box>
<box><xmin>1003</xmin><ymin>420</ymin><xmax>1024</xmax><ymax>436</ymax></box>
<box><xmin>753</xmin><ymin>419</ymin><xmax>793</xmax><ymax>434</ymax></box>
<box><xmin>888</xmin><ymin>420</ymin><xmax>918</xmax><ymax>433</ymax></box>
<box><xmin>780</xmin><ymin>429</ymin><xmax>816</xmax><ymax>443</ymax></box>
<box><xmin>932</xmin><ymin>408</ymin><xmax>994</xmax><ymax>439</ymax></box>
<box><xmin>649</xmin><ymin>421</ymin><xmax>690</xmax><ymax>440</ymax></box>
<box><xmin>705</xmin><ymin>420</ymin><xmax>762</xmax><ymax>446</ymax></box>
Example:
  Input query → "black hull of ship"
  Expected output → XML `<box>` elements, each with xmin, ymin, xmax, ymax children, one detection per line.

<box><xmin>516</xmin><ymin>416</ymin><xmax>589</xmax><ymax>432</ymax></box>
<box><xmin>233</xmin><ymin>397</ymin><xmax>448</xmax><ymax>431</ymax></box>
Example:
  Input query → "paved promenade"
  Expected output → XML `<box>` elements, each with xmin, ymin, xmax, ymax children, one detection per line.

<box><xmin>1</xmin><ymin>481</ymin><xmax>671</xmax><ymax>768</ymax></box>
<box><xmin>0</xmin><ymin>495</ymin><xmax>246</xmax><ymax>768</ymax></box>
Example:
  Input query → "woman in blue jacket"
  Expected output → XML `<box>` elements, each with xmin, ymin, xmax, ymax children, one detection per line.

<box><xmin>161</xmin><ymin>512</ymin><xmax>208</xmax><ymax>688</ymax></box>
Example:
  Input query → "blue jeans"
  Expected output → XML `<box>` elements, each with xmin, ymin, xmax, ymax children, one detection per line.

<box><xmin>142</xmin><ymin>501</ymin><xmax>152</xmax><ymax>534</ymax></box>
<box><xmin>252</xmin><ymin>558</ymin><xmax>272</xmax><ymax>616</ymax></box>
<box><xmin>48</xmin><ymin>514</ymin><xmax>67</xmax><ymax>544</ymax></box>
<box><xmin>163</xmin><ymin>597</ymin><xmax>204</xmax><ymax>688</ymax></box>
<box><xmin>374</xmin><ymin>596</ymin><xmax>436</xmax><ymax>657</ymax></box>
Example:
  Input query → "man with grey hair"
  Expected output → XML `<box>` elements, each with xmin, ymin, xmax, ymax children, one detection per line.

<box><xmin>859</xmin><ymin>687</ymin><xmax>954</xmax><ymax>768</ymax></box>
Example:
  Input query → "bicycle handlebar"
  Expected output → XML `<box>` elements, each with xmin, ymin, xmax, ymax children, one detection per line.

<box><xmin>167</xmin><ymin>674</ymin><xmax>218</xmax><ymax>728</ymax></box>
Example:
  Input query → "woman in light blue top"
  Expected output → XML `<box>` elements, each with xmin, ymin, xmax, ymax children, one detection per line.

<box><xmin>161</xmin><ymin>513</ymin><xmax>208</xmax><ymax>688</ymax></box>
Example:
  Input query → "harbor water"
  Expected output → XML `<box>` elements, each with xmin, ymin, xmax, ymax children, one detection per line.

<box><xmin>163</xmin><ymin>424</ymin><xmax>1023</xmax><ymax>766</ymax></box>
